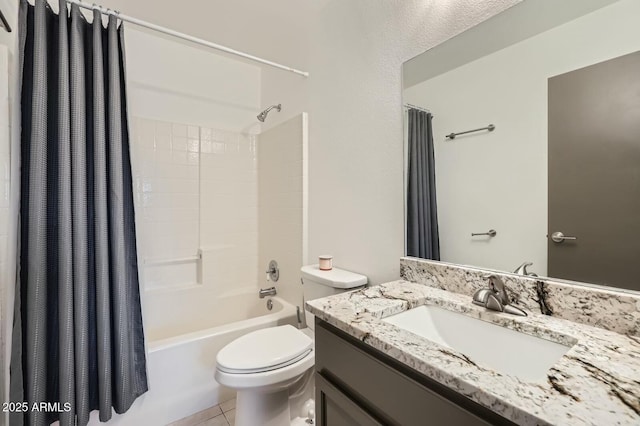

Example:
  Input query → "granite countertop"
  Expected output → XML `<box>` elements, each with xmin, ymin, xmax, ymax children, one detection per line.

<box><xmin>306</xmin><ymin>280</ymin><xmax>640</xmax><ymax>426</ymax></box>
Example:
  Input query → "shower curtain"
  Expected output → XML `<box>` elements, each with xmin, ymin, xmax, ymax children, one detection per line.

<box><xmin>10</xmin><ymin>1</ymin><xmax>148</xmax><ymax>425</ymax></box>
<box><xmin>406</xmin><ymin>109</ymin><xmax>440</xmax><ymax>260</ymax></box>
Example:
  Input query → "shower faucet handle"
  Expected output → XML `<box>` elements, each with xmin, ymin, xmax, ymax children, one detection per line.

<box><xmin>265</xmin><ymin>260</ymin><xmax>279</xmax><ymax>282</ymax></box>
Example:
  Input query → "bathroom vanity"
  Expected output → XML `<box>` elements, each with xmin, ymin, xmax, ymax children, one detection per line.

<box><xmin>306</xmin><ymin>268</ymin><xmax>640</xmax><ymax>426</ymax></box>
<box><xmin>314</xmin><ymin>318</ymin><xmax>512</xmax><ymax>425</ymax></box>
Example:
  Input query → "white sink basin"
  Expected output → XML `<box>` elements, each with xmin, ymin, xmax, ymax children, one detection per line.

<box><xmin>382</xmin><ymin>305</ymin><xmax>572</xmax><ymax>382</ymax></box>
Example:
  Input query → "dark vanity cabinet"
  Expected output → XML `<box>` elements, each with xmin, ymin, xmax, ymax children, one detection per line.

<box><xmin>314</xmin><ymin>319</ymin><xmax>515</xmax><ymax>426</ymax></box>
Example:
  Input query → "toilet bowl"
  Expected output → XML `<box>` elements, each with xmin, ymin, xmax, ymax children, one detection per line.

<box><xmin>215</xmin><ymin>325</ymin><xmax>315</xmax><ymax>426</ymax></box>
<box><xmin>214</xmin><ymin>265</ymin><xmax>367</xmax><ymax>426</ymax></box>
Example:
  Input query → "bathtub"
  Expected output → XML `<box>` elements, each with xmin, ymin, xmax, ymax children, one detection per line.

<box><xmin>92</xmin><ymin>288</ymin><xmax>298</xmax><ymax>425</ymax></box>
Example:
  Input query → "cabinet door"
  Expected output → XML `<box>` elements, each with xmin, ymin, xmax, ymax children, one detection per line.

<box><xmin>316</xmin><ymin>373</ymin><xmax>383</xmax><ymax>426</ymax></box>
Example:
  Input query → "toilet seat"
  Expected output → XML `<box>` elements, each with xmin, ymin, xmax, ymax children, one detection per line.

<box><xmin>218</xmin><ymin>348</ymin><xmax>312</xmax><ymax>374</ymax></box>
<box><xmin>216</xmin><ymin>325</ymin><xmax>313</xmax><ymax>374</ymax></box>
<box><xmin>215</xmin><ymin>349</ymin><xmax>314</xmax><ymax>391</ymax></box>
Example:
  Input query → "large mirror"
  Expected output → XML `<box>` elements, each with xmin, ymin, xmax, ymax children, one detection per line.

<box><xmin>402</xmin><ymin>0</ymin><xmax>640</xmax><ymax>292</ymax></box>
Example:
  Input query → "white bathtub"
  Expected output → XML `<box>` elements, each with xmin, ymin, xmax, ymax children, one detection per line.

<box><xmin>92</xmin><ymin>288</ymin><xmax>298</xmax><ymax>425</ymax></box>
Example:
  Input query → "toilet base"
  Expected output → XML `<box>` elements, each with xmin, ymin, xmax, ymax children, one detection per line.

<box><xmin>235</xmin><ymin>389</ymin><xmax>290</xmax><ymax>426</ymax></box>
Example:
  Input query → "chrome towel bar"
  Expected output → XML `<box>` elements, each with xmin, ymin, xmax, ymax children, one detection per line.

<box><xmin>472</xmin><ymin>229</ymin><xmax>497</xmax><ymax>237</ymax></box>
<box><xmin>446</xmin><ymin>124</ymin><xmax>495</xmax><ymax>140</ymax></box>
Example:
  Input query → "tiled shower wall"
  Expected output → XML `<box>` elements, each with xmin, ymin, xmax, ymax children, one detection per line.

<box><xmin>131</xmin><ymin>117</ymin><xmax>258</xmax><ymax>293</ymax></box>
<box><xmin>200</xmin><ymin>129</ymin><xmax>259</xmax><ymax>295</ymax></box>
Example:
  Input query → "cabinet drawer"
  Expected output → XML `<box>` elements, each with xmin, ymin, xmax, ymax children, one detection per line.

<box><xmin>315</xmin><ymin>319</ymin><xmax>512</xmax><ymax>426</ymax></box>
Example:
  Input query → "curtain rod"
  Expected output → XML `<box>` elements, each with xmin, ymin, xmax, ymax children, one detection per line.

<box><xmin>404</xmin><ymin>103</ymin><xmax>430</xmax><ymax>113</ymax></box>
<box><xmin>0</xmin><ymin>8</ymin><xmax>11</xmax><ymax>32</ymax></box>
<box><xmin>64</xmin><ymin>0</ymin><xmax>309</xmax><ymax>77</ymax></box>
<box><xmin>404</xmin><ymin>103</ymin><xmax>433</xmax><ymax>115</ymax></box>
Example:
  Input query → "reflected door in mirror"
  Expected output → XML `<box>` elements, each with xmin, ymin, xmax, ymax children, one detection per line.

<box><xmin>548</xmin><ymin>51</ymin><xmax>640</xmax><ymax>291</ymax></box>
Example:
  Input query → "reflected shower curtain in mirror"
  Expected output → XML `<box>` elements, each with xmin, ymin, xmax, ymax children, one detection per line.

<box><xmin>406</xmin><ymin>109</ymin><xmax>440</xmax><ymax>260</ymax></box>
<box><xmin>10</xmin><ymin>1</ymin><xmax>148</xmax><ymax>425</ymax></box>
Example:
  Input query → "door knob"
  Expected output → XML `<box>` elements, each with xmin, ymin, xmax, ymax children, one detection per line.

<box><xmin>551</xmin><ymin>231</ymin><xmax>577</xmax><ymax>243</ymax></box>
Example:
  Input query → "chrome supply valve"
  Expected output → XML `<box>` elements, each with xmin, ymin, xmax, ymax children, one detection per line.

<box><xmin>472</xmin><ymin>275</ymin><xmax>527</xmax><ymax>317</ymax></box>
<box><xmin>302</xmin><ymin>399</ymin><xmax>315</xmax><ymax>424</ymax></box>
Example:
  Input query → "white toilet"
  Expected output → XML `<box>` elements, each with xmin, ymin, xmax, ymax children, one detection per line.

<box><xmin>215</xmin><ymin>265</ymin><xmax>367</xmax><ymax>426</ymax></box>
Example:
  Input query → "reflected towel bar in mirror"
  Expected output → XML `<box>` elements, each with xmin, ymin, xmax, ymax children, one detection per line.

<box><xmin>472</xmin><ymin>229</ymin><xmax>497</xmax><ymax>237</ymax></box>
<box><xmin>446</xmin><ymin>124</ymin><xmax>495</xmax><ymax>140</ymax></box>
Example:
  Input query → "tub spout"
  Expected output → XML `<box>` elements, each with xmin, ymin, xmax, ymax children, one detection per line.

<box><xmin>259</xmin><ymin>287</ymin><xmax>277</xmax><ymax>298</ymax></box>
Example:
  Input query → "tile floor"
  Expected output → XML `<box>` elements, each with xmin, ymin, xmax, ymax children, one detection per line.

<box><xmin>168</xmin><ymin>397</ymin><xmax>235</xmax><ymax>426</ymax></box>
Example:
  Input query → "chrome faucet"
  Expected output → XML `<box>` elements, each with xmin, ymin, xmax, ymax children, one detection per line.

<box><xmin>513</xmin><ymin>261</ymin><xmax>538</xmax><ymax>277</ymax></box>
<box><xmin>259</xmin><ymin>287</ymin><xmax>277</xmax><ymax>298</ymax></box>
<box><xmin>472</xmin><ymin>275</ymin><xmax>527</xmax><ymax>316</ymax></box>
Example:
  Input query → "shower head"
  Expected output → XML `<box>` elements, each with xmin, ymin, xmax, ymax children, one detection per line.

<box><xmin>257</xmin><ymin>104</ymin><xmax>282</xmax><ymax>122</ymax></box>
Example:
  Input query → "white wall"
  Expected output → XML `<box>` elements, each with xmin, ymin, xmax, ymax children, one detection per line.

<box><xmin>0</xmin><ymin>0</ymin><xmax>18</xmax><ymax>421</ymax></box>
<box><xmin>0</xmin><ymin>44</ymin><xmax>10</xmax><ymax>426</ymax></box>
<box><xmin>307</xmin><ymin>0</ymin><xmax>521</xmax><ymax>285</ymax></box>
<box><xmin>404</xmin><ymin>0</ymin><xmax>640</xmax><ymax>275</ymax></box>
<box><xmin>258</xmin><ymin>113</ymin><xmax>308</xmax><ymax>310</ymax></box>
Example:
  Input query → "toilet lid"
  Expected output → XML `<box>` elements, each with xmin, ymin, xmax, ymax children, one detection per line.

<box><xmin>216</xmin><ymin>325</ymin><xmax>313</xmax><ymax>374</ymax></box>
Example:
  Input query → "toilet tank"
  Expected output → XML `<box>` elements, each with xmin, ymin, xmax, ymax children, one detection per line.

<box><xmin>301</xmin><ymin>265</ymin><xmax>367</xmax><ymax>330</ymax></box>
